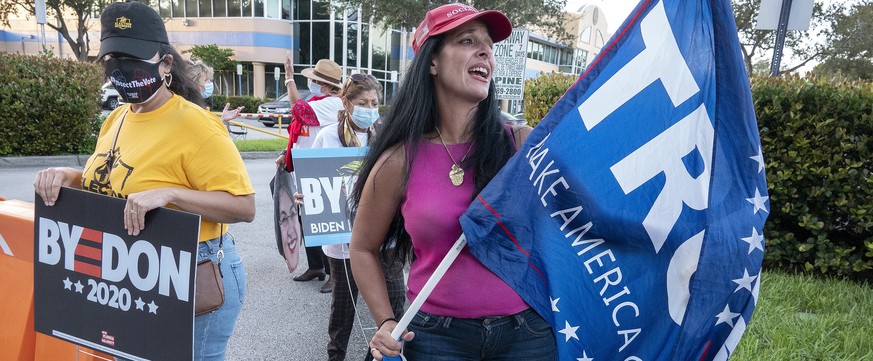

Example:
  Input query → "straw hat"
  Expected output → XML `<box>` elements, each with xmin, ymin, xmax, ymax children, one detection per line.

<box><xmin>301</xmin><ymin>59</ymin><xmax>343</xmax><ymax>88</ymax></box>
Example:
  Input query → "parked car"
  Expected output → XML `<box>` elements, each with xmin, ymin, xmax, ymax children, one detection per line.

<box><xmin>101</xmin><ymin>82</ymin><xmax>120</xmax><ymax>109</ymax></box>
<box><xmin>257</xmin><ymin>90</ymin><xmax>312</xmax><ymax>127</ymax></box>
<box><xmin>499</xmin><ymin>111</ymin><xmax>527</xmax><ymax>126</ymax></box>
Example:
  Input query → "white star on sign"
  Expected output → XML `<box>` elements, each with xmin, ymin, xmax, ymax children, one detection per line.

<box><xmin>577</xmin><ymin>351</ymin><xmax>594</xmax><ymax>361</ymax></box>
<box><xmin>551</xmin><ymin>297</ymin><xmax>561</xmax><ymax>312</ymax></box>
<box><xmin>74</xmin><ymin>280</ymin><xmax>84</xmax><ymax>293</ymax></box>
<box><xmin>750</xmin><ymin>146</ymin><xmax>765</xmax><ymax>174</ymax></box>
<box><xmin>732</xmin><ymin>269</ymin><xmax>758</xmax><ymax>293</ymax></box>
<box><xmin>558</xmin><ymin>321</ymin><xmax>579</xmax><ymax>342</ymax></box>
<box><xmin>63</xmin><ymin>277</ymin><xmax>73</xmax><ymax>290</ymax></box>
<box><xmin>715</xmin><ymin>305</ymin><xmax>740</xmax><ymax>327</ymax></box>
<box><xmin>135</xmin><ymin>297</ymin><xmax>146</xmax><ymax>311</ymax></box>
<box><xmin>741</xmin><ymin>227</ymin><xmax>764</xmax><ymax>254</ymax></box>
<box><xmin>147</xmin><ymin>300</ymin><xmax>159</xmax><ymax>314</ymax></box>
<box><xmin>746</xmin><ymin>188</ymin><xmax>769</xmax><ymax>214</ymax></box>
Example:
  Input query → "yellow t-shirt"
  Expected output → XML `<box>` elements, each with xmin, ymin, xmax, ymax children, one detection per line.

<box><xmin>81</xmin><ymin>95</ymin><xmax>255</xmax><ymax>241</ymax></box>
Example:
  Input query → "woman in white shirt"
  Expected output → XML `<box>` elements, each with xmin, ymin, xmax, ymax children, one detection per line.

<box><xmin>312</xmin><ymin>74</ymin><xmax>406</xmax><ymax>361</ymax></box>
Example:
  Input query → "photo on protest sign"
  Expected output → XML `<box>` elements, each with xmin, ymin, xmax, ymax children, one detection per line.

<box><xmin>493</xmin><ymin>29</ymin><xmax>529</xmax><ymax>101</ymax></box>
<box><xmin>34</xmin><ymin>187</ymin><xmax>199</xmax><ymax>361</ymax></box>
<box><xmin>291</xmin><ymin>147</ymin><xmax>367</xmax><ymax>246</ymax></box>
<box><xmin>271</xmin><ymin>166</ymin><xmax>302</xmax><ymax>273</ymax></box>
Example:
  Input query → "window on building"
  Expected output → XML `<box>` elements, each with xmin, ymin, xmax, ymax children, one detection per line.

<box><xmin>172</xmin><ymin>0</ymin><xmax>183</xmax><ymax>18</ymax></box>
<box><xmin>312</xmin><ymin>22</ymin><xmax>331</xmax><ymax>60</ymax></box>
<box><xmin>371</xmin><ymin>28</ymin><xmax>388</xmax><ymax>71</ymax></box>
<box><xmin>227</xmin><ymin>0</ymin><xmax>241</xmax><ymax>16</ymax></box>
<box><xmin>157</xmin><ymin>0</ymin><xmax>171</xmax><ymax>17</ymax></box>
<box><xmin>580</xmin><ymin>26</ymin><xmax>592</xmax><ymax>44</ymax></box>
<box><xmin>264</xmin><ymin>0</ymin><xmax>280</xmax><ymax>18</ymax></box>
<box><xmin>294</xmin><ymin>0</ymin><xmax>310</xmax><ymax>20</ymax></box>
<box><xmin>295</xmin><ymin>22</ymin><xmax>311</xmax><ymax>64</ymax></box>
<box><xmin>200</xmin><ymin>0</ymin><xmax>212</xmax><ymax>17</ymax></box>
<box><xmin>595</xmin><ymin>30</ymin><xmax>605</xmax><ymax>48</ymax></box>
<box><xmin>388</xmin><ymin>30</ymin><xmax>402</xmax><ymax>73</ymax></box>
<box><xmin>242</xmin><ymin>0</ymin><xmax>252</xmax><ymax>16</ymax></box>
<box><xmin>281</xmin><ymin>0</ymin><xmax>290</xmax><ymax>19</ymax></box>
<box><xmin>213</xmin><ymin>0</ymin><xmax>226</xmax><ymax>17</ymax></box>
<box><xmin>254</xmin><ymin>0</ymin><xmax>264</xmax><ymax>17</ymax></box>
<box><xmin>312</xmin><ymin>0</ymin><xmax>330</xmax><ymax>20</ymax></box>
<box><xmin>185</xmin><ymin>0</ymin><xmax>198</xmax><ymax>16</ymax></box>
<box><xmin>361</xmin><ymin>24</ymin><xmax>370</xmax><ymax>68</ymax></box>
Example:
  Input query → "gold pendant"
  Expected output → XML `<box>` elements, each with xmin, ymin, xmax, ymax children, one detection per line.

<box><xmin>449</xmin><ymin>163</ymin><xmax>464</xmax><ymax>186</ymax></box>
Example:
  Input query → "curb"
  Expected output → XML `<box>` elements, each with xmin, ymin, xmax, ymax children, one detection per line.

<box><xmin>0</xmin><ymin>151</ymin><xmax>279</xmax><ymax>169</ymax></box>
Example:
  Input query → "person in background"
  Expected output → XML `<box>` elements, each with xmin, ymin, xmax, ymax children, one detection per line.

<box><xmin>187</xmin><ymin>59</ymin><xmax>245</xmax><ymax>125</ymax></box>
<box><xmin>274</xmin><ymin>52</ymin><xmax>345</xmax><ymax>293</ymax></box>
<box><xmin>309</xmin><ymin>74</ymin><xmax>405</xmax><ymax>361</ymax></box>
<box><xmin>33</xmin><ymin>2</ymin><xmax>255</xmax><ymax>360</ymax></box>
<box><xmin>348</xmin><ymin>4</ymin><xmax>557</xmax><ymax>360</ymax></box>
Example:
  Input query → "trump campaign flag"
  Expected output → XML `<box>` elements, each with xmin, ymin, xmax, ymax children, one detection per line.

<box><xmin>459</xmin><ymin>0</ymin><xmax>769</xmax><ymax>360</ymax></box>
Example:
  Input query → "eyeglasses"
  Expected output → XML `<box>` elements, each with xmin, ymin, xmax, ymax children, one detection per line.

<box><xmin>350</xmin><ymin>73</ymin><xmax>378</xmax><ymax>83</ymax></box>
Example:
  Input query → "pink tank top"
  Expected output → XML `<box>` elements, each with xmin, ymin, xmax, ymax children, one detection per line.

<box><xmin>402</xmin><ymin>140</ymin><xmax>528</xmax><ymax>318</ymax></box>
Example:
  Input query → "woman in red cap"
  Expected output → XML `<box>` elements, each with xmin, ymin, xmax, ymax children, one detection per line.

<box><xmin>349</xmin><ymin>4</ymin><xmax>556</xmax><ymax>360</ymax></box>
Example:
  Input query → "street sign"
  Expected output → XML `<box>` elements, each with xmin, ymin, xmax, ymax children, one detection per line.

<box><xmin>493</xmin><ymin>29</ymin><xmax>529</xmax><ymax>101</ymax></box>
<box><xmin>756</xmin><ymin>0</ymin><xmax>813</xmax><ymax>30</ymax></box>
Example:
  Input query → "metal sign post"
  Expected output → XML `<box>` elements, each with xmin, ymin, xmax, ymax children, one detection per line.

<box><xmin>769</xmin><ymin>0</ymin><xmax>793</xmax><ymax>77</ymax></box>
<box><xmin>236</xmin><ymin>64</ymin><xmax>243</xmax><ymax>95</ymax></box>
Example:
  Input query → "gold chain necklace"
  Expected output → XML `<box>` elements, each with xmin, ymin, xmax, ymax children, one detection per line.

<box><xmin>435</xmin><ymin>127</ymin><xmax>472</xmax><ymax>186</ymax></box>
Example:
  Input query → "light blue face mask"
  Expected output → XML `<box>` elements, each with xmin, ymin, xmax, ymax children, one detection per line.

<box><xmin>350</xmin><ymin>106</ymin><xmax>380</xmax><ymax>128</ymax></box>
<box><xmin>201</xmin><ymin>81</ymin><xmax>214</xmax><ymax>98</ymax></box>
<box><xmin>308</xmin><ymin>81</ymin><xmax>324</xmax><ymax>97</ymax></box>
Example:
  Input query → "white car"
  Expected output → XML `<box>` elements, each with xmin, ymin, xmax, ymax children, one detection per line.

<box><xmin>101</xmin><ymin>82</ymin><xmax>120</xmax><ymax>109</ymax></box>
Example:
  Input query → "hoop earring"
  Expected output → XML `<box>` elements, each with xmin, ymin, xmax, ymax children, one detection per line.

<box><xmin>165</xmin><ymin>73</ymin><xmax>173</xmax><ymax>88</ymax></box>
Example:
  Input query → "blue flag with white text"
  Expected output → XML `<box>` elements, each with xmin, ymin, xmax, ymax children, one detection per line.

<box><xmin>460</xmin><ymin>0</ymin><xmax>768</xmax><ymax>360</ymax></box>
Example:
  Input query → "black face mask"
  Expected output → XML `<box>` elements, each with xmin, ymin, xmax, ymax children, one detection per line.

<box><xmin>104</xmin><ymin>55</ymin><xmax>166</xmax><ymax>104</ymax></box>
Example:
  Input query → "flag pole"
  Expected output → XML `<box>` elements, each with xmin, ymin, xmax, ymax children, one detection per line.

<box><xmin>388</xmin><ymin>234</ymin><xmax>467</xmax><ymax>340</ymax></box>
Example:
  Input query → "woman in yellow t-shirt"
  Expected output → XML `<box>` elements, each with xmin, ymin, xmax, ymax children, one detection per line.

<box><xmin>33</xmin><ymin>2</ymin><xmax>255</xmax><ymax>359</ymax></box>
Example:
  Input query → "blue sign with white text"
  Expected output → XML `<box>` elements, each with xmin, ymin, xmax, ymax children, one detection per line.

<box><xmin>460</xmin><ymin>0</ymin><xmax>768</xmax><ymax>360</ymax></box>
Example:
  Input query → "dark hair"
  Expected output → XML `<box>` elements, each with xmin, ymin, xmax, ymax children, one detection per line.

<box><xmin>340</xmin><ymin>74</ymin><xmax>383</xmax><ymax>102</ymax></box>
<box><xmin>160</xmin><ymin>44</ymin><xmax>206</xmax><ymax>108</ymax></box>
<box><xmin>350</xmin><ymin>34</ymin><xmax>513</xmax><ymax>265</ymax></box>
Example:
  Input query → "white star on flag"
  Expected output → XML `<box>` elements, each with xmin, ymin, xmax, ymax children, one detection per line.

<box><xmin>577</xmin><ymin>351</ymin><xmax>594</xmax><ymax>361</ymax></box>
<box><xmin>750</xmin><ymin>146</ymin><xmax>765</xmax><ymax>173</ymax></box>
<box><xmin>63</xmin><ymin>277</ymin><xmax>73</xmax><ymax>290</ymax></box>
<box><xmin>135</xmin><ymin>297</ymin><xmax>146</xmax><ymax>311</ymax></box>
<box><xmin>147</xmin><ymin>300</ymin><xmax>159</xmax><ymax>314</ymax></box>
<box><xmin>715</xmin><ymin>305</ymin><xmax>740</xmax><ymax>327</ymax></box>
<box><xmin>732</xmin><ymin>269</ymin><xmax>757</xmax><ymax>293</ymax></box>
<box><xmin>558</xmin><ymin>321</ymin><xmax>580</xmax><ymax>342</ymax></box>
<box><xmin>74</xmin><ymin>280</ymin><xmax>84</xmax><ymax>293</ymax></box>
<box><xmin>746</xmin><ymin>188</ymin><xmax>769</xmax><ymax>214</ymax></box>
<box><xmin>551</xmin><ymin>297</ymin><xmax>561</xmax><ymax>312</ymax></box>
<box><xmin>741</xmin><ymin>227</ymin><xmax>764</xmax><ymax>254</ymax></box>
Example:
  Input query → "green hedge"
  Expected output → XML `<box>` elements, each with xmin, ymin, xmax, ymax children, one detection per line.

<box><xmin>522</xmin><ymin>71</ymin><xmax>576</xmax><ymax>127</ymax></box>
<box><xmin>0</xmin><ymin>53</ymin><xmax>103</xmax><ymax>156</ymax></box>
<box><xmin>753</xmin><ymin>75</ymin><xmax>872</xmax><ymax>278</ymax></box>
<box><xmin>522</xmin><ymin>73</ymin><xmax>872</xmax><ymax>278</ymax></box>
<box><xmin>208</xmin><ymin>95</ymin><xmax>264</xmax><ymax>113</ymax></box>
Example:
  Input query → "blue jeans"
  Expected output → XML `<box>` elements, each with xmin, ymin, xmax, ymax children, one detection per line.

<box><xmin>403</xmin><ymin>308</ymin><xmax>556</xmax><ymax>361</ymax></box>
<box><xmin>194</xmin><ymin>233</ymin><xmax>247</xmax><ymax>361</ymax></box>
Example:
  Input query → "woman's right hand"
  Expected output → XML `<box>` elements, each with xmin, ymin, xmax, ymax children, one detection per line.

<box><xmin>34</xmin><ymin>167</ymin><xmax>81</xmax><ymax>206</ymax></box>
<box><xmin>369</xmin><ymin>321</ymin><xmax>414</xmax><ymax>361</ymax></box>
<box><xmin>275</xmin><ymin>153</ymin><xmax>286</xmax><ymax>168</ymax></box>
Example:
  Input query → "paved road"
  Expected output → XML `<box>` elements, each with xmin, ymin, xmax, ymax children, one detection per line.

<box><xmin>0</xmin><ymin>157</ymin><xmax>380</xmax><ymax>360</ymax></box>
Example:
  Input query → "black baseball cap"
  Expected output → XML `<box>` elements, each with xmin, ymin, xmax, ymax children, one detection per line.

<box><xmin>96</xmin><ymin>1</ymin><xmax>169</xmax><ymax>60</ymax></box>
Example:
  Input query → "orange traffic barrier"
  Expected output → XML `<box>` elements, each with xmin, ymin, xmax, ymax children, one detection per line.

<box><xmin>0</xmin><ymin>199</ymin><xmax>112</xmax><ymax>360</ymax></box>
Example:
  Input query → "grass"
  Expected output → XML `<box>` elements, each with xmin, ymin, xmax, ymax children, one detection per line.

<box><xmin>232</xmin><ymin>138</ymin><xmax>287</xmax><ymax>152</ymax></box>
<box><xmin>732</xmin><ymin>270</ymin><xmax>873</xmax><ymax>361</ymax></box>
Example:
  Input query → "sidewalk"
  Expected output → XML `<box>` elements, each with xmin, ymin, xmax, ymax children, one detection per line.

<box><xmin>0</xmin><ymin>151</ymin><xmax>278</xmax><ymax>169</ymax></box>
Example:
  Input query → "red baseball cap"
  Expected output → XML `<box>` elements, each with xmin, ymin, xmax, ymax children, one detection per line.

<box><xmin>412</xmin><ymin>4</ymin><xmax>513</xmax><ymax>55</ymax></box>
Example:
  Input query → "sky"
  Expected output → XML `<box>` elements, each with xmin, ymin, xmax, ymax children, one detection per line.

<box><xmin>564</xmin><ymin>0</ymin><xmax>641</xmax><ymax>34</ymax></box>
